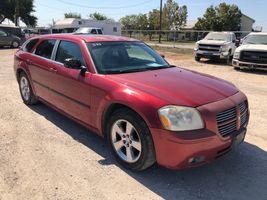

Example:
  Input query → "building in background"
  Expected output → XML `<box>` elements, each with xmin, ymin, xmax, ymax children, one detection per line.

<box><xmin>52</xmin><ymin>18</ymin><xmax>121</xmax><ymax>36</ymax></box>
<box><xmin>240</xmin><ymin>14</ymin><xmax>255</xmax><ymax>32</ymax></box>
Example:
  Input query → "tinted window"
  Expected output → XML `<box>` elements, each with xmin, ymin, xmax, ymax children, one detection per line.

<box><xmin>0</xmin><ymin>30</ymin><xmax>7</xmax><ymax>37</ymax></box>
<box><xmin>24</xmin><ymin>39</ymin><xmax>39</xmax><ymax>52</ymax></box>
<box><xmin>113</xmin><ymin>27</ymin><xmax>117</xmax><ymax>32</ymax></box>
<box><xmin>56</xmin><ymin>41</ymin><xmax>85</xmax><ymax>66</ymax></box>
<box><xmin>35</xmin><ymin>40</ymin><xmax>56</xmax><ymax>59</ymax></box>
<box><xmin>97</xmin><ymin>29</ymin><xmax>103</xmax><ymax>34</ymax></box>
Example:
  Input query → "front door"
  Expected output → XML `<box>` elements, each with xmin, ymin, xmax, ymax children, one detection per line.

<box><xmin>0</xmin><ymin>30</ymin><xmax>9</xmax><ymax>46</ymax></box>
<box><xmin>49</xmin><ymin>40</ymin><xmax>92</xmax><ymax>125</ymax></box>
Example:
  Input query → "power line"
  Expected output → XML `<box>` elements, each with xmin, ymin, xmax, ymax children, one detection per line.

<box><xmin>55</xmin><ymin>0</ymin><xmax>155</xmax><ymax>9</ymax></box>
<box><xmin>37</xmin><ymin>3</ymin><xmax>143</xmax><ymax>16</ymax></box>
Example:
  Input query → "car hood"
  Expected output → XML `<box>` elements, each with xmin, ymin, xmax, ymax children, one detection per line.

<box><xmin>107</xmin><ymin>67</ymin><xmax>238</xmax><ymax>107</ymax></box>
<box><xmin>236</xmin><ymin>44</ymin><xmax>267</xmax><ymax>52</ymax></box>
<box><xmin>198</xmin><ymin>39</ymin><xmax>228</xmax><ymax>45</ymax></box>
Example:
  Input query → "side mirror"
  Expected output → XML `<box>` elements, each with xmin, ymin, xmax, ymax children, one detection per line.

<box><xmin>235</xmin><ymin>40</ymin><xmax>240</xmax><ymax>47</ymax></box>
<box><xmin>63</xmin><ymin>58</ymin><xmax>87</xmax><ymax>76</ymax></box>
<box><xmin>160</xmin><ymin>54</ymin><xmax>165</xmax><ymax>59</ymax></box>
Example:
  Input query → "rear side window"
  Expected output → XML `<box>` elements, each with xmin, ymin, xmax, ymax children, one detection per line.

<box><xmin>35</xmin><ymin>39</ymin><xmax>56</xmax><ymax>59</ymax></box>
<box><xmin>55</xmin><ymin>40</ymin><xmax>85</xmax><ymax>66</ymax></box>
<box><xmin>97</xmin><ymin>29</ymin><xmax>103</xmax><ymax>34</ymax></box>
<box><xmin>24</xmin><ymin>39</ymin><xmax>39</xmax><ymax>52</ymax></box>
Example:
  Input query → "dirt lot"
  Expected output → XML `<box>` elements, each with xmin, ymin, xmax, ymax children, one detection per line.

<box><xmin>1</xmin><ymin>48</ymin><xmax>267</xmax><ymax>200</ymax></box>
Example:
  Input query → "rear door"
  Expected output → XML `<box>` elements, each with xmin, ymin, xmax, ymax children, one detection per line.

<box><xmin>27</xmin><ymin>39</ymin><xmax>58</xmax><ymax>103</ymax></box>
<box><xmin>49</xmin><ymin>40</ymin><xmax>92</xmax><ymax>124</ymax></box>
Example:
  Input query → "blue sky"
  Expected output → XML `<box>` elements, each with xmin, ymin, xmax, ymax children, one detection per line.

<box><xmin>34</xmin><ymin>0</ymin><xmax>266</xmax><ymax>30</ymax></box>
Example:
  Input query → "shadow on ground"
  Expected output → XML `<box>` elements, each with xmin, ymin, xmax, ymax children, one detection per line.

<box><xmin>29</xmin><ymin>103</ymin><xmax>267</xmax><ymax>200</ymax></box>
<box><xmin>199</xmin><ymin>59</ymin><xmax>267</xmax><ymax>75</ymax></box>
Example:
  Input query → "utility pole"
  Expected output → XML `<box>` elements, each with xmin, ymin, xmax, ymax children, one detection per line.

<box><xmin>159</xmin><ymin>0</ymin><xmax>163</xmax><ymax>43</ymax></box>
<box><xmin>15</xmin><ymin>0</ymin><xmax>20</xmax><ymax>26</ymax></box>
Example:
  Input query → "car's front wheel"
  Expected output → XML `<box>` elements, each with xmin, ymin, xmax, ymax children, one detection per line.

<box><xmin>195</xmin><ymin>56</ymin><xmax>201</xmax><ymax>62</ymax></box>
<box><xmin>107</xmin><ymin>108</ymin><xmax>156</xmax><ymax>171</ymax></box>
<box><xmin>19</xmin><ymin>72</ymin><xmax>38</xmax><ymax>105</ymax></box>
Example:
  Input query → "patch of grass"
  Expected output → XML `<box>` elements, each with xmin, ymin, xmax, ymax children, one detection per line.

<box><xmin>152</xmin><ymin>46</ymin><xmax>193</xmax><ymax>55</ymax></box>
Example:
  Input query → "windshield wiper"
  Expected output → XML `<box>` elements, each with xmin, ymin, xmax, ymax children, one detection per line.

<box><xmin>104</xmin><ymin>65</ymin><xmax>175</xmax><ymax>74</ymax></box>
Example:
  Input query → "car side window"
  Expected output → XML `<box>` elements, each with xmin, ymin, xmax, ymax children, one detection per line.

<box><xmin>91</xmin><ymin>29</ymin><xmax>97</xmax><ymax>34</ymax></box>
<box><xmin>55</xmin><ymin>40</ymin><xmax>85</xmax><ymax>66</ymax></box>
<box><xmin>97</xmin><ymin>29</ymin><xmax>103</xmax><ymax>34</ymax></box>
<box><xmin>35</xmin><ymin>39</ymin><xmax>56</xmax><ymax>59</ymax></box>
<box><xmin>24</xmin><ymin>39</ymin><xmax>39</xmax><ymax>52</ymax></box>
<box><xmin>0</xmin><ymin>30</ymin><xmax>7</xmax><ymax>37</ymax></box>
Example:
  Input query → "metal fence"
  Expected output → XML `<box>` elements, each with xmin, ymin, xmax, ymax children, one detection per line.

<box><xmin>121</xmin><ymin>30</ymin><xmax>252</xmax><ymax>43</ymax></box>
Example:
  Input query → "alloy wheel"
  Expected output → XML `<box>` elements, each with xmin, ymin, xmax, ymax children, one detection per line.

<box><xmin>111</xmin><ymin>119</ymin><xmax>142</xmax><ymax>163</ymax></box>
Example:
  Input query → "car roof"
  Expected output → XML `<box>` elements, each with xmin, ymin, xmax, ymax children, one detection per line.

<box><xmin>30</xmin><ymin>34</ymin><xmax>139</xmax><ymax>43</ymax></box>
<box><xmin>78</xmin><ymin>27</ymin><xmax>102</xmax><ymax>30</ymax></box>
<box><xmin>209</xmin><ymin>32</ymin><xmax>234</xmax><ymax>34</ymax></box>
<box><xmin>248</xmin><ymin>32</ymin><xmax>267</xmax><ymax>36</ymax></box>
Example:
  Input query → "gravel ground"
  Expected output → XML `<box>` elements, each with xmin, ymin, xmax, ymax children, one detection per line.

<box><xmin>0</xmin><ymin>48</ymin><xmax>267</xmax><ymax>200</ymax></box>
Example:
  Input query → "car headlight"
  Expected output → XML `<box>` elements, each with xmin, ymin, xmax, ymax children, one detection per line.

<box><xmin>158</xmin><ymin>106</ymin><xmax>204</xmax><ymax>131</ymax></box>
<box><xmin>220</xmin><ymin>45</ymin><xmax>228</xmax><ymax>52</ymax></box>
<box><xmin>234</xmin><ymin>51</ymin><xmax>240</xmax><ymax>59</ymax></box>
<box><xmin>194</xmin><ymin>43</ymin><xmax>199</xmax><ymax>50</ymax></box>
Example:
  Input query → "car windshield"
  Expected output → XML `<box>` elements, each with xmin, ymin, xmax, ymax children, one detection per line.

<box><xmin>205</xmin><ymin>32</ymin><xmax>231</xmax><ymax>41</ymax></box>
<box><xmin>87</xmin><ymin>42</ymin><xmax>171</xmax><ymax>74</ymax></box>
<box><xmin>242</xmin><ymin>35</ymin><xmax>267</xmax><ymax>45</ymax></box>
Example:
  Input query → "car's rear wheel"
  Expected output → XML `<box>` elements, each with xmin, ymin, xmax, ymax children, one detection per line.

<box><xmin>19</xmin><ymin>72</ymin><xmax>38</xmax><ymax>105</ymax></box>
<box><xmin>195</xmin><ymin>56</ymin><xmax>201</xmax><ymax>62</ymax></box>
<box><xmin>12</xmin><ymin>40</ymin><xmax>19</xmax><ymax>48</ymax></box>
<box><xmin>107</xmin><ymin>108</ymin><xmax>155</xmax><ymax>171</ymax></box>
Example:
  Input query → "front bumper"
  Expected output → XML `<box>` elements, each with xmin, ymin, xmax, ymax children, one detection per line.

<box><xmin>150</xmin><ymin>91</ymin><xmax>249</xmax><ymax>169</ymax></box>
<box><xmin>232</xmin><ymin>59</ymin><xmax>267</xmax><ymax>71</ymax></box>
<box><xmin>194</xmin><ymin>49</ymin><xmax>230</xmax><ymax>59</ymax></box>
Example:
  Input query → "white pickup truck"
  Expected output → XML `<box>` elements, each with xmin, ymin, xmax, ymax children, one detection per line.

<box><xmin>232</xmin><ymin>32</ymin><xmax>267</xmax><ymax>71</ymax></box>
<box><xmin>194</xmin><ymin>32</ymin><xmax>237</xmax><ymax>64</ymax></box>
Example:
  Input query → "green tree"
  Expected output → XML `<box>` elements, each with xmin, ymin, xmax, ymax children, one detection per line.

<box><xmin>120</xmin><ymin>14</ymin><xmax>149</xmax><ymax>30</ymax></box>
<box><xmin>64</xmin><ymin>12</ymin><xmax>81</xmax><ymax>19</ymax></box>
<box><xmin>120</xmin><ymin>15</ymin><xmax>138</xmax><ymax>30</ymax></box>
<box><xmin>163</xmin><ymin>0</ymin><xmax>187</xmax><ymax>30</ymax></box>
<box><xmin>148</xmin><ymin>9</ymin><xmax>160</xmax><ymax>30</ymax></box>
<box><xmin>195</xmin><ymin>3</ymin><xmax>242</xmax><ymax>31</ymax></box>
<box><xmin>89</xmin><ymin>12</ymin><xmax>110</xmax><ymax>21</ymax></box>
<box><xmin>0</xmin><ymin>0</ymin><xmax>37</xmax><ymax>26</ymax></box>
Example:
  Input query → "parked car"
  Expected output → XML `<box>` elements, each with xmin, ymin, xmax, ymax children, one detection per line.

<box><xmin>232</xmin><ymin>32</ymin><xmax>267</xmax><ymax>71</ymax></box>
<box><xmin>194</xmin><ymin>32</ymin><xmax>238</xmax><ymax>64</ymax></box>
<box><xmin>74</xmin><ymin>27</ymin><xmax>103</xmax><ymax>35</ymax></box>
<box><xmin>14</xmin><ymin>34</ymin><xmax>249</xmax><ymax>171</ymax></box>
<box><xmin>0</xmin><ymin>28</ymin><xmax>22</xmax><ymax>48</ymax></box>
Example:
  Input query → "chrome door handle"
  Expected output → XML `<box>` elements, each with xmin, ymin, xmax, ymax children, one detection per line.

<box><xmin>49</xmin><ymin>68</ymin><xmax>57</xmax><ymax>73</ymax></box>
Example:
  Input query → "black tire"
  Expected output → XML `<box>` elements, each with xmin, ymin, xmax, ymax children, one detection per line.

<box><xmin>195</xmin><ymin>56</ymin><xmax>201</xmax><ymax>62</ymax></box>
<box><xmin>226</xmin><ymin>50</ymin><xmax>232</xmax><ymax>65</ymax></box>
<box><xmin>234</xmin><ymin>66</ymin><xmax>241</xmax><ymax>70</ymax></box>
<box><xmin>11</xmin><ymin>40</ymin><xmax>20</xmax><ymax>48</ymax></box>
<box><xmin>18</xmin><ymin>72</ymin><xmax>39</xmax><ymax>105</ymax></box>
<box><xmin>106</xmin><ymin>108</ymin><xmax>156</xmax><ymax>171</ymax></box>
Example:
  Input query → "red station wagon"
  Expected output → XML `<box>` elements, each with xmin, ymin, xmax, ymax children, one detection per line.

<box><xmin>14</xmin><ymin>34</ymin><xmax>249</xmax><ymax>171</ymax></box>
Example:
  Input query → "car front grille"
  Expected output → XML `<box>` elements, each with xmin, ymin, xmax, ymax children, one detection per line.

<box><xmin>240</xmin><ymin>51</ymin><xmax>267</xmax><ymax>64</ymax></box>
<box><xmin>216</xmin><ymin>101</ymin><xmax>248</xmax><ymax>137</ymax></box>
<box><xmin>199</xmin><ymin>44</ymin><xmax>221</xmax><ymax>52</ymax></box>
